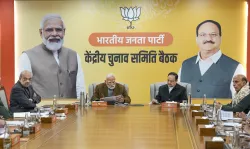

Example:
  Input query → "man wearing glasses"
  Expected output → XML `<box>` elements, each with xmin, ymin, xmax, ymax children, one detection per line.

<box><xmin>152</xmin><ymin>72</ymin><xmax>187</xmax><ymax>104</ymax></box>
<box><xmin>10</xmin><ymin>70</ymin><xmax>41</xmax><ymax>112</ymax></box>
<box><xmin>18</xmin><ymin>14</ymin><xmax>85</xmax><ymax>99</ymax></box>
<box><xmin>178</xmin><ymin>20</ymin><xmax>245</xmax><ymax>98</ymax></box>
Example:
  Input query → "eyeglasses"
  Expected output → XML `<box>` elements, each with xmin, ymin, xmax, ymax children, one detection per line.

<box><xmin>167</xmin><ymin>80</ymin><xmax>176</xmax><ymax>83</ymax></box>
<box><xmin>198</xmin><ymin>33</ymin><xmax>219</xmax><ymax>38</ymax></box>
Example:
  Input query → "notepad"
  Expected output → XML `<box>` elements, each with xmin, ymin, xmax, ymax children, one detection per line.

<box><xmin>6</xmin><ymin>121</ymin><xmax>24</xmax><ymax>126</ymax></box>
<box><xmin>202</xmin><ymin>116</ymin><xmax>208</xmax><ymax>119</ymax></box>
<box><xmin>205</xmin><ymin>124</ymin><xmax>214</xmax><ymax>128</ymax></box>
<box><xmin>223</xmin><ymin>122</ymin><xmax>241</xmax><ymax>127</ymax></box>
<box><xmin>212</xmin><ymin>137</ymin><xmax>224</xmax><ymax>142</ymax></box>
<box><xmin>13</xmin><ymin>112</ymin><xmax>30</xmax><ymax>118</ymax></box>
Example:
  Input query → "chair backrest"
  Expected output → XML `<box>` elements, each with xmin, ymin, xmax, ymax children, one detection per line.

<box><xmin>0</xmin><ymin>87</ymin><xmax>9</xmax><ymax>110</ymax></box>
<box><xmin>88</xmin><ymin>82</ymin><xmax>129</xmax><ymax>99</ymax></box>
<box><xmin>150</xmin><ymin>82</ymin><xmax>191</xmax><ymax>101</ymax></box>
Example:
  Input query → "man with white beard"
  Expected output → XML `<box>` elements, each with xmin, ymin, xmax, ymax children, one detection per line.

<box><xmin>91</xmin><ymin>73</ymin><xmax>131</xmax><ymax>104</ymax></box>
<box><xmin>18</xmin><ymin>14</ymin><xmax>85</xmax><ymax>99</ymax></box>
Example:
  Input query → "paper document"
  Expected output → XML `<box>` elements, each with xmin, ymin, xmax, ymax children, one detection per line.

<box><xmin>166</xmin><ymin>101</ymin><xmax>177</xmax><ymax>103</ymax></box>
<box><xmin>193</xmin><ymin>104</ymin><xmax>200</xmax><ymax>106</ymax></box>
<box><xmin>41</xmin><ymin>114</ymin><xmax>49</xmax><ymax>118</ymax></box>
<box><xmin>212</xmin><ymin>137</ymin><xmax>224</xmax><ymax>142</ymax></box>
<box><xmin>223</xmin><ymin>122</ymin><xmax>241</xmax><ymax>127</ymax></box>
<box><xmin>0</xmin><ymin>133</ymin><xmax>9</xmax><ymax>138</ymax></box>
<box><xmin>13</xmin><ymin>112</ymin><xmax>30</xmax><ymax>118</ymax></box>
<box><xmin>225</xmin><ymin>131</ymin><xmax>234</xmax><ymax>136</ymax></box>
<box><xmin>220</xmin><ymin>110</ymin><xmax>233</xmax><ymax>120</ymax></box>
<box><xmin>6</xmin><ymin>121</ymin><xmax>24</xmax><ymax>126</ymax></box>
<box><xmin>0</xmin><ymin>128</ymin><xmax>4</xmax><ymax>134</ymax></box>
<box><xmin>202</xmin><ymin>116</ymin><xmax>208</xmax><ymax>119</ymax></box>
<box><xmin>205</xmin><ymin>124</ymin><xmax>214</xmax><ymax>128</ymax></box>
<box><xmin>103</xmin><ymin>96</ymin><xmax>117</xmax><ymax>102</ymax></box>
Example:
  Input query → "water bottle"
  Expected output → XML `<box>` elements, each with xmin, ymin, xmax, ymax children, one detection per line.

<box><xmin>204</xmin><ymin>94</ymin><xmax>207</xmax><ymax>108</ymax></box>
<box><xmin>232</xmin><ymin>126</ymin><xmax>240</xmax><ymax>149</ymax></box>
<box><xmin>203</xmin><ymin>94</ymin><xmax>207</xmax><ymax>115</ymax></box>
<box><xmin>212</xmin><ymin>98</ymin><xmax>217</xmax><ymax>119</ymax></box>
<box><xmin>3</xmin><ymin>122</ymin><xmax>11</xmax><ymax>149</ymax></box>
<box><xmin>22</xmin><ymin>113</ymin><xmax>30</xmax><ymax>137</ymax></box>
<box><xmin>216</xmin><ymin>109</ymin><xmax>222</xmax><ymax>127</ymax></box>
<box><xmin>86</xmin><ymin>93</ymin><xmax>90</xmax><ymax>106</ymax></box>
<box><xmin>188</xmin><ymin>93</ymin><xmax>192</xmax><ymax>106</ymax></box>
<box><xmin>83</xmin><ymin>92</ymin><xmax>86</xmax><ymax>106</ymax></box>
<box><xmin>53</xmin><ymin>95</ymin><xmax>57</xmax><ymax>110</ymax></box>
<box><xmin>80</xmin><ymin>92</ymin><xmax>85</xmax><ymax>107</ymax></box>
<box><xmin>36</xmin><ymin>108</ymin><xmax>41</xmax><ymax>123</ymax></box>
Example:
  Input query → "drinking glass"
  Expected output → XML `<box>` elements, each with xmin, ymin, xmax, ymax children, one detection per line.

<box><xmin>183</xmin><ymin>100</ymin><xmax>187</xmax><ymax>107</ymax></box>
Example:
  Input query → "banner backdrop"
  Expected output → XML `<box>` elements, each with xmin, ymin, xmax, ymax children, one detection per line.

<box><xmin>15</xmin><ymin>0</ymin><xmax>247</xmax><ymax>103</ymax></box>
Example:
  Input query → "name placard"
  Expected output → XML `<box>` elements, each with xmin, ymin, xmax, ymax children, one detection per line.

<box><xmin>161</xmin><ymin>102</ymin><xmax>178</xmax><ymax>108</ymax></box>
<box><xmin>92</xmin><ymin>101</ymin><xmax>107</xmax><ymax>107</ymax></box>
<box><xmin>55</xmin><ymin>108</ymin><xmax>68</xmax><ymax>114</ymax></box>
<box><xmin>41</xmin><ymin>115</ymin><xmax>56</xmax><ymax>123</ymax></box>
<box><xmin>65</xmin><ymin>104</ymin><xmax>78</xmax><ymax>110</ymax></box>
<box><xmin>0</xmin><ymin>134</ymin><xmax>20</xmax><ymax>147</ymax></box>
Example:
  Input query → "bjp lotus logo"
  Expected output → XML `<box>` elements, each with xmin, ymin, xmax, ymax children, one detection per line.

<box><xmin>120</xmin><ymin>7</ymin><xmax>141</xmax><ymax>29</ymax></box>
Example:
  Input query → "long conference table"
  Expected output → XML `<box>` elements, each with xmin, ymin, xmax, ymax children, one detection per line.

<box><xmin>12</xmin><ymin>98</ymin><xmax>233</xmax><ymax>149</ymax></box>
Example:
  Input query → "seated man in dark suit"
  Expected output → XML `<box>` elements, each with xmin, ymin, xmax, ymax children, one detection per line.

<box><xmin>10</xmin><ymin>70</ymin><xmax>41</xmax><ymax>112</ymax></box>
<box><xmin>152</xmin><ymin>72</ymin><xmax>188</xmax><ymax>104</ymax></box>
<box><xmin>216</xmin><ymin>93</ymin><xmax>250</xmax><ymax>114</ymax></box>
<box><xmin>216</xmin><ymin>75</ymin><xmax>250</xmax><ymax>113</ymax></box>
<box><xmin>91</xmin><ymin>73</ymin><xmax>131</xmax><ymax>104</ymax></box>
